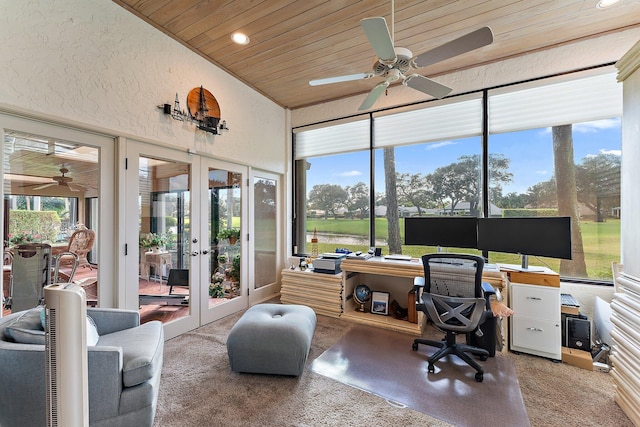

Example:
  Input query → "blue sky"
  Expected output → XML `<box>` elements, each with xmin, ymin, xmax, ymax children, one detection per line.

<box><xmin>305</xmin><ymin>118</ymin><xmax>621</xmax><ymax>196</ymax></box>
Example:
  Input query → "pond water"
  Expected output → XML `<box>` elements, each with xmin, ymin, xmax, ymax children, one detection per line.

<box><xmin>307</xmin><ymin>232</ymin><xmax>387</xmax><ymax>246</ymax></box>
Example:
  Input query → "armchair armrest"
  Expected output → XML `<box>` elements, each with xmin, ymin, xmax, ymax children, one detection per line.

<box><xmin>88</xmin><ymin>308</ymin><xmax>140</xmax><ymax>336</ymax></box>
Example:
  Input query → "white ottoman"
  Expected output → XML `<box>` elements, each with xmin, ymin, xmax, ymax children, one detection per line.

<box><xmin>227</xmin><ymin>304</ymin><xmax>316</xmax><ymax>376</ymax></box>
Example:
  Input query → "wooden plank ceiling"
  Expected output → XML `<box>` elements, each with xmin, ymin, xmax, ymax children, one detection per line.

<box><xmin>117</xmin><ymin>1</ymin><xmax>638</xmax><ymax>110</ymax></box>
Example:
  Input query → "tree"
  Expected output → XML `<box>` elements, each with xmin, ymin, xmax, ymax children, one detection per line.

<box><xmin>575</xmin><ymin>152</ymin><xmax>621</xmax><ymax>221</ymax></box>
<box><xmin>384</xmin><ymin>147</ymin><xmax>402</xmax><ymax>253</ymax></box>
<box><xmin>396</xmin><ymin>173</ymin><xmax>431</xmax><ymax>214</ymax></box>
<box><xmin>496</xmin><ymin>191</ymin><xmax>530</xmax><ymax>209</ymax></box>
<box><xmin>526</xmin><ymin>179</ymin><xmax>557</xmax><ymax>208</ymax></box>
<box><xmin>552</xmin><ymin>125</ymin><xmax>587</xmax><ymax>277</ymax></box>
<box><xmin>308</xmin><ymin>184</ymin><xmax>347</xmax><ymax>219</ymax></box>
<box><xmin>428</xmin><ymin>154</ymin><xmax>512</xmax><ymax>215</ymax></box>
<box><xmin>345</xmin><ymin>182</ymin><xmax>369</xmax><ymax>219</ymax></box>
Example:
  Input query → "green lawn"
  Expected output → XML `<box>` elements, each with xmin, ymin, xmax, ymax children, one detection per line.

<box><xmin>306</xmin><ymin>217</ymin><xmax>620</xmax><ymax>281</ymax></box>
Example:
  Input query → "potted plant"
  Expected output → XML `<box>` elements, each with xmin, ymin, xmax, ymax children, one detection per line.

<box><xmin>139</xmin><ymin>232</ymin><xmax>168</xmax><ymax>252</ymax></box>
<box><xmin>217</xmin><ymin>253</ymin><xmax>229</xmax><ymax>264</ymax></box>
<box><xmin>217</xmin><ymin>228</ymin><xmax>240</xmax><ymax>245</ymax></box>
<box><xmin>229</xmin><ymin>254</ymin><xmax>241</xmax><ymax>283</ymax></box>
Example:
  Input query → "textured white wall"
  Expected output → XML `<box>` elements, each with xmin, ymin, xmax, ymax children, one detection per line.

<box><xmin>292</xmin><ymin>27</ymin><xmax>640</xmax><ymax>128</ymax></box>
<box><xmin>0</xmin><ymin>0</ymin><xmax>286</xmax><ymax>173</ymax></box>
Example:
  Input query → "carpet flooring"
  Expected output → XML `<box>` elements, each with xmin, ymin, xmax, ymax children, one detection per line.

<box><xmin>154</xmin><ymin>303</ymin><xmax>632</xmax><ymax>427</ymax></box>
<box><xmin>311</xmin><ymin>325</ymin><xmax>529</xmax><ymax>427</ymax></box>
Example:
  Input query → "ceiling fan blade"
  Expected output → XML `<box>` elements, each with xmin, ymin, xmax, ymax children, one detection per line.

<box><xmin>411</xmin><ymin>27</ymin><xmax>494</xmax><ymax>69</ymax></box>
<box><xmin>404</xmin><ymin>74</ymin><xmax>452</xmax><ymax>99</ymax></box>
<box><xmin>67</xmin><ymin>183</ymin><xmax>83</xmax><ymax>192</ymax></box>
<box><xmin>358</xmin><ymin>82</ymin><xmax>389</xmax><ymax>111</ymax></box>
<box><xmin>360</xmin><ymin>17</ymin><xmax>396</xmax><ymax>62</ymax></box>
<box><xmin>32</xmin><ymin>182</ymin><xmax>57</xmax><ymax>190</ymax></box>
<box><xmin>309</xmin><ymin>72</ymin><xmax>375</xmax><ymax>86</ymax></box>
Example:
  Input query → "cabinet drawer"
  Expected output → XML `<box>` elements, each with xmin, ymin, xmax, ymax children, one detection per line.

<box><xmin>511</xmin><ymin>284</ymin><xmax>559</xmax><ymax>320</ymax></box>
<box><xmin>511</xmin><ymin>316</ymin><xmax>561</xmax><ymax>355</ymax></box>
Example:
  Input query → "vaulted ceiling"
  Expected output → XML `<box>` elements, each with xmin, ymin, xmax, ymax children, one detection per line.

<box><xmin>116</xmin><ymin>1</ymin><xmax>639</xmax><ymax>110</ymax></box>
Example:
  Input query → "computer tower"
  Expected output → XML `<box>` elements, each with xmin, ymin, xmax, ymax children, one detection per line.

<box><xmin>467</xmin><ymin>315</ymin><xmax>497</xmax><ymax>357</ymax></box>
<box><xmin>566</xmin><ymin>317</ymin><xmax>591</xmax><ymax>350</ymax></box>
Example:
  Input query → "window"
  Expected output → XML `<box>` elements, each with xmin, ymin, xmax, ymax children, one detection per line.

<box><xmin>488</xmin><ymin>69</ymin><xmax>621</xmax><ymax>280</ymax></box>
<box><xmin>292</xmin><ymin>67</ymin><xmax>621</xmax><ymax>282</ymax></box>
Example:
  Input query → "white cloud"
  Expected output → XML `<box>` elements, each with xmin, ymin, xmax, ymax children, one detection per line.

<box><xmin>426</xmin><ymin>141</ymin><xmax>455</xmax><ymax>150</ymax></box>
<box><xmin>536</xmin><ymin>170</ymin><xmax>548</xmax><ymax>175</ymax></box>
<box><xmin>585</xmin><ymin>148</ymin><xmax>622</xmax><ymax>158</ymax></box>
<box><xmin>573</xmin><ymin>118</ymin><xmax>620</xmax><ymax>133</ymax></box>
<box><xmin>339</xmin><ymin>170</ymin><xmax>362</xmax><ymax>177</ymax></box>
<box><xmin>540</xmin><ymin>118</ymin><xmax>620</xmax><ymax>135</ymax></box>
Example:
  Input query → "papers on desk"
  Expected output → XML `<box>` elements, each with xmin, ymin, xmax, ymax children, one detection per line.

<box><xmin>384</xmin><ymin>254</ymin><xmax>412</xmax><ymax>261</ymax></box>
<box><xmin>346</xmin><ymin>253</ymin><xmax>372</xmax><ymax>260</ymax></box>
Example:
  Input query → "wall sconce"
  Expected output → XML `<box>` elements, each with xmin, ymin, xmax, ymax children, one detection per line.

<box><xmin>158</xmin><ymin>86</ymin><xmax>229</xmax><ymax>135</ymax></box>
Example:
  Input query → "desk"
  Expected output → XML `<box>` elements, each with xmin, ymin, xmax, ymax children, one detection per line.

<box><xmin>140</xmin><ymin>251</ymin><xmax>172</xmax><ymax>285</ymax></box>
<box><xmin>281</xmin><ymin>257</ymin><xmax>509</xmax><ymax>340</ymax></box>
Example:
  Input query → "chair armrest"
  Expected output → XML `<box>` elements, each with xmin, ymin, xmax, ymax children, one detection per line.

<box><xmin>482</xmin><ymin>282</ymin><xmax>496</xmax><ymax>310</ymax></box>
<box><xmin>413</xmin><ymin>276</ymin><xmax>425</xmax><ymax>306</ymax></box>
<box><xmin>88</xmin><ymin>346</ymin><xmax>123</xmax><ymax>419</ymax></box>
<box><xmin>88</xmin><ymin>308</ymin><xmax>140</xmax><ymax>335</ymax></box>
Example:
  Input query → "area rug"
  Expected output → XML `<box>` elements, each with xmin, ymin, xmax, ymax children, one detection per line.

<box><xmin>310</xmin><ymin>324</ymin><xmax>530</xmax><ymax>427</ymax></box>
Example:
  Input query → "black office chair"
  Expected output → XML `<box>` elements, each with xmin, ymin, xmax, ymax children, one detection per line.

<box><xmin>412</xmin><ymin>253</ymin><xmax>495</xmax><ymax>382</ymax></box>
<box><xmin>167</xmin><ymin>268</ymin><xmax>189</xmax><ymax>294</ymax></box>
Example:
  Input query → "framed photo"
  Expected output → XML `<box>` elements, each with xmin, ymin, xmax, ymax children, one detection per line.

<box><xmin>371</xmin><ymin>291</ymin><xmax>390</xmax><ymax>315</ymax></box>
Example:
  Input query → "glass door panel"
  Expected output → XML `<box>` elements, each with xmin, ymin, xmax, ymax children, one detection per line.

<box><xmin>130</xmin><ymin>146</ymin><xmax>199</xmax><ymax>339</ymax></box>
<box><xmin>201</xmin><ymin>162</ymin><xmax>248</xmax><ymax>324</ymax></box>
<box><xmin>249</xmin><ymin>170</ymin><xmax>280</xmax><ymax>304</ymax></box>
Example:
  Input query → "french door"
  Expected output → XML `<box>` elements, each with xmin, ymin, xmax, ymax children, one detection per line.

<box><xmin>124</xmin><ymin>141</ymin><xmax>248</xmax><ymax>338</ymax></box>
<box><xmin>248</xmin><ymin>169</ymin><xmax>280</xmax><ymax>304</ymax></box>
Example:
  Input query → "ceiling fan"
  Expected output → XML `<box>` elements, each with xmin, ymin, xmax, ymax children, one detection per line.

<box><xmin>309</xmin><ymin>1</ymin><xmax>494</xmax><ymax>110</ymax></box>
<box><xmin>33</xmin><ymin>167</ymin><xmax>86</xmax><ymax>192</ymax></box>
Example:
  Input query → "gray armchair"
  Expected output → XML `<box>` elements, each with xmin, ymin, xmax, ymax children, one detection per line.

<box><xmin>0</xmin><ymin>307</ymin><xmax>163</xmax><ymax>426</ymax></box>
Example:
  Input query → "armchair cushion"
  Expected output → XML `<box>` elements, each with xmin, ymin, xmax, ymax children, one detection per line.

<box><xmin>96</xmin><ymin>320</ymin><xmax>163</xmax><ymax>387</ymax></box>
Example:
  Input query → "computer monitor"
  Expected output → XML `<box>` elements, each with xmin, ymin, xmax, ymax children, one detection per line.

<box><xmin>477</xmin><ymin>216</ymin><xmax>572</xmax><ymax>269</ymax></box>
<box><xmin>404</xmin><ymin>216</ymin><xmax>478</xmax><ymax>249</ymax></box>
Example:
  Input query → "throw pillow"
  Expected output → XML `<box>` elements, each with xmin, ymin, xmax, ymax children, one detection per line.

<box><xmin>86</xmin><ymin>315</ymin><xmax>99</xmax><ymax>346</ymax></box>
<box><xmin>5</xmin><ymin>306</ymin><xmax>99</xmax><ymax>346</ymax></box>
<box><xmin>4</xmin><ymin>307</ymin><xmax>45</xmax><ymax>345</ymax></box>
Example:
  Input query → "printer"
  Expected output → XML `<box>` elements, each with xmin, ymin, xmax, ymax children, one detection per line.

<box><xmin>313</xmin><ymin>253</ymin><xmax>346</xmax><ymax>274</ymax></box>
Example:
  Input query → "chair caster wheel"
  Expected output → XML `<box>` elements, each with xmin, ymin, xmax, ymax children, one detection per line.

<box><xmin>428</xmin><ymin>364</ymin><xmax>435</xmax><ymax>373</ymax></box>
<box><xmin>412</xmin><ymin>342</ymin><xmax>418</xmax><ymax>351</ymax></box>
<box><xmin>480</xmin><ymin>355</ymin><xmax>488</xmax><ymax>361</ymax></box>
<box><xmin>475</xmin><ymin>372</ymin><xmax>484</xmax><ymax>382</ymax></box>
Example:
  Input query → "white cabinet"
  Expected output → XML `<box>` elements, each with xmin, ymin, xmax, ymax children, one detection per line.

<box><xmin>510</xmin><ymin>282</ymin><xmax>561</xmax><ymax>360</ymax></box>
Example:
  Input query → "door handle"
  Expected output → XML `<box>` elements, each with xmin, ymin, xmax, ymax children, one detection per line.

<box><xmin>191</xmin><ymin>251</ymin><xmax>199</xmax><ymax>256</ymax></box>
<box><xmin>202</xmin><ymin>250</ymin><xmax>209</xmax><ymax>255</ymax></box>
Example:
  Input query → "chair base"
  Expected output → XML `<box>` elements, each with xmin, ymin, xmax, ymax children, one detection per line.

<box><xmin>413</xmin><ymin>332</ymin><xmax>489</xmax><ymax>382</ymax></box>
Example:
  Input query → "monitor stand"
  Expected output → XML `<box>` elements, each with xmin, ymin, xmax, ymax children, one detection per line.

<box><xmin>515</xmin><ymin>254</ymin><xmax>544</xmax><ymax>272</ymax></box>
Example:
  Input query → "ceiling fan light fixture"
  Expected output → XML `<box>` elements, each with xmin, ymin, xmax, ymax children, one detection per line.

<box><xmin>231</xmin><ymin>32</ymin><xmax>250</xmax><ymax>45</ymax></box>
<box><xmin>597</xmin><ymin>0</ymin><xmax>621</xmax><ymax>8</ymax></box>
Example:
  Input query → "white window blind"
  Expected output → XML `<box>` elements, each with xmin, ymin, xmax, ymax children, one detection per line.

<box><xmin>373</xmin><ymin>95</ymin><xmax>482</xmax><ymax>148</ymax></box>
<box><xmin>293</xmin><ymin>118</ymin><xmax>369</xmax><ymax>159</ymax></box>
<box><xmin>489</xmin><ymin>70</ymin><xmax>621</xmax><ymax>133</ymax></box>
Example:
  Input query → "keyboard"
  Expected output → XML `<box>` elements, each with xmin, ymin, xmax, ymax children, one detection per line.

<box><xmin>561</xmin><ymin>293</ymin><xmax>580</xmax><ymax>307</ymax></box>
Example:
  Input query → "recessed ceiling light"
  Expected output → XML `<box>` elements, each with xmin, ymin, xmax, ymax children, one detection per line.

<box><xmin>231</xmin><ymin>32</ymin><xmax>250</xmax><ymax>45</ymax></box>
<box><xmin>597</xmin><ymin>0</ymin><xmax>622</xmax><ymax>8</ymax></box>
